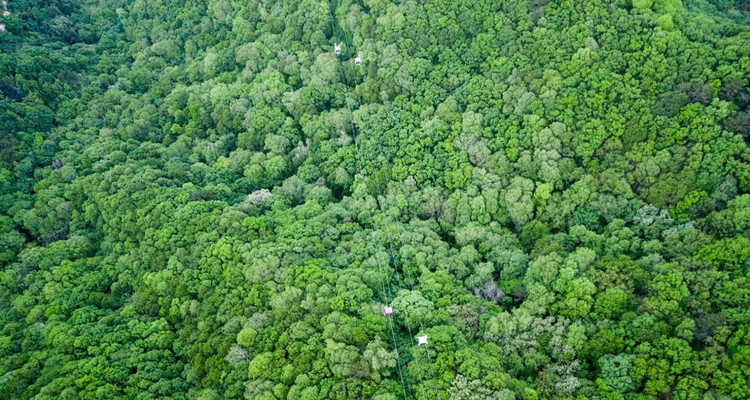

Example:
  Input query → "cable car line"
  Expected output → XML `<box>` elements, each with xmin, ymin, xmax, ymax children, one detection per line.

<box><xmin>325</xmin><ymin>3</ymin><xmax>412</xmax><ymax>400</ymax></box>
<box><xmin>340</xmin><ymin>6</ymin><xmax>441</xmax><ymax>400</ymax></box>
<box><xmin>357</xmin><ymin>108</ymin><xmax>442</xmax><ymax>400</ymax></box>
<box><xmin>325</xmin><ymin>1</ymin><xmax>443</xmax><ymax>398</ymax></box>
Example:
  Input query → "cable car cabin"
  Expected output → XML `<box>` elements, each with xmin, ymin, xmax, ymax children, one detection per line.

<box><xmin>417</xmin><ymin>335</ymin><xmax>428</xmax><ymax>346</ymax></box>
<box><xmin>355</xmin><ymin>55</ymin><xmax>362</xmax><ymax>66</ymax></box>
<box><xmin>383</xmin><ymin>306</ymin><xmax>393</xmax><ymax>317</ymax></box>
<box><xmin>334</xmin><ymin>43</ymin><xmax>341</xmax><ymax>55</ymax></box>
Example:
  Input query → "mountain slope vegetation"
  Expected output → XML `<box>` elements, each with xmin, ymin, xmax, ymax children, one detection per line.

<box><xmin>1</xmin><ymin>0</ymin><xmax>750</xmax><ymax>399</ymax></box>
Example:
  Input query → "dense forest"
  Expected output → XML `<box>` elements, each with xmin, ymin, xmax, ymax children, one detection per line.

<box><xmin>1</xmin><ymin>0</ymin><xmax>750</xmax><ymax>398</ymax></box>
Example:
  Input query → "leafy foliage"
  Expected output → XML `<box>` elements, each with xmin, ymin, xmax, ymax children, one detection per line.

<box><xmin>1</xmin><ymin>0</ymin><xmax>750</xmax><ymax>399</ymax></box>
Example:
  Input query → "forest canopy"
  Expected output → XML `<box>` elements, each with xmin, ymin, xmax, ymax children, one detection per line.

<box><xmin>1</xmin><ymin>0</ymin><xmax>750</xmax><ymax>399</ymax></box>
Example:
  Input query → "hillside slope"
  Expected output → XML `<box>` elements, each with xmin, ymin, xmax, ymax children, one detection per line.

<box><xmin>1</xmin><ymin>0</ymin><xmax>750</xmax><ymax>399</ymax></box>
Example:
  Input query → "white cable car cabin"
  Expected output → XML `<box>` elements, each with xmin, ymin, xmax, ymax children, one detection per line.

<box><xmin>383</xmin><ymin>306</ymin><xmax>393</xmax><ymax>317</ymax></box>
<box><xmin>334</xmin><ymin>43</ymin><xmax>341</xmax><ymax>55</ymax></box>
<box><xmin>417</xmin><ymin>335</ymin><xmax>428</xmax><ymax>346</ymax></box>
<box><xmin>354</xmin><ymin>54</ymin><xmax>362</xmax><ymax>66</ymax></box>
